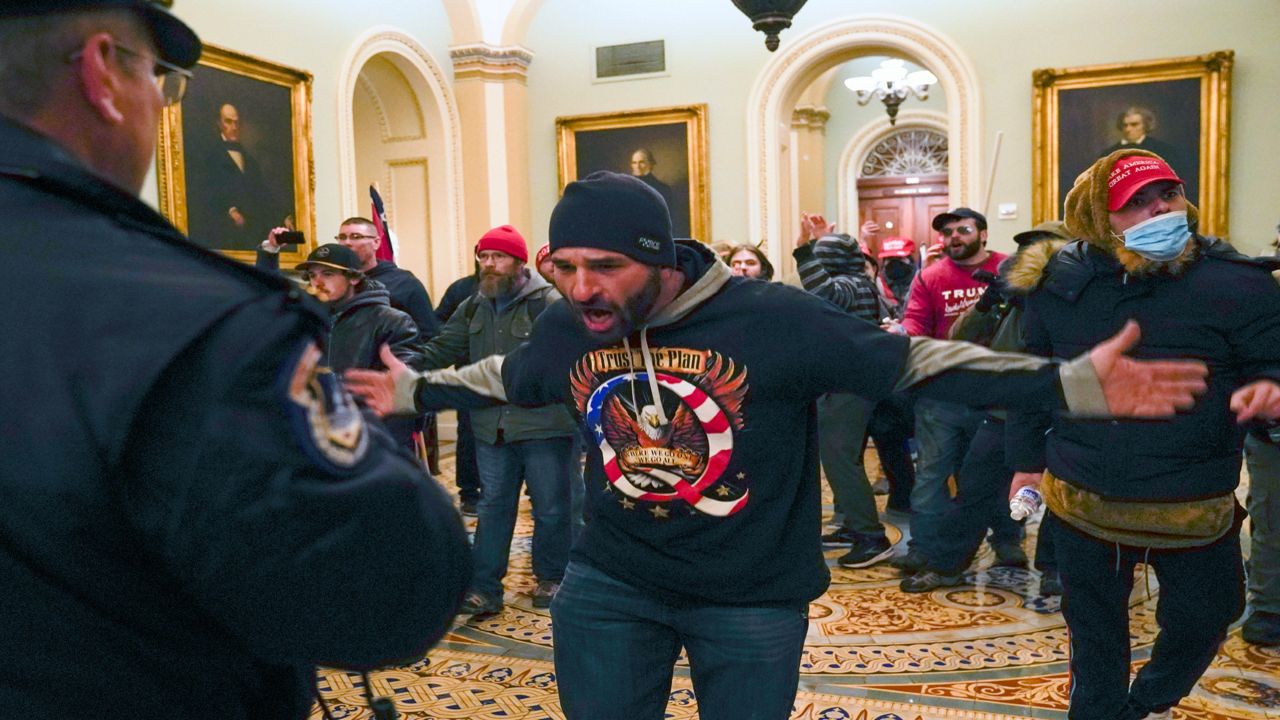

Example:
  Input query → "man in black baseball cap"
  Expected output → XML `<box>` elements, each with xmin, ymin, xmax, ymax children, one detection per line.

<box><xmin>297</xmin><ymin>243</ymin><xmax>367</xmax><ymax>304</ymax></box>
<box><xmin>930</xmin><ymin>206</ymin><xmax>987</xmax><ymax>233</ymax></box>
<box><xmin>0</xmin><ymin>0</ymin><xmax>201</xmax><ymax>68</ymax></box>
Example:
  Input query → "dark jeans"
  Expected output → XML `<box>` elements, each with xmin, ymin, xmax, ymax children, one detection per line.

<box><xmin>1034</xmin><ymin>509</ymin><xmax>1059</xmax><ymax>573</ymax></box>
<box><xmin>868</xmin><ymin>393</ymin><xmax>915</xmax><ymax>512</ymax></box>
<box><xmin>817</xmin><ymin>393</ymin><xmax>883</xmax><ymax>539</ymax></box>
<box><xmin>472</xmin><ymin>437</ymin><xmax>575</xmax><ymax>597</ymax></box>
<box><xmin>455</xmin><ymin>410</ymin><xmax>480</xmax><ymax>503</ymax></box>
<box><xmin>907</xmin><ymin>398</ymin><xmax>980</xmax><ymax>554</ymax></box>
<box><xmin>1245</xmin><ymin>434</ymin><xmax>1280</xmax><ymax>614</ymax></box>
<box><xmin>551</xmin><ymin>561</ymin><xmax>809</xmax><ymax>720</ymax></box>
<box><xmin>1048</xmin><ymin>511</ymin><xmax>1245</xmax><ymax>719</ymax></box>
<box><xmin>924</xmin><ymin>418</ymin><xmax>1023</xmax><ymax>574</ymax></box>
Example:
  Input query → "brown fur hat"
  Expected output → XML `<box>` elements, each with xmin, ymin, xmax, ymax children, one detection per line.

<box><xmin>1063</xmin><ymin>149</ymin><xmax>1200</xmax><ymax>275</ymax></box>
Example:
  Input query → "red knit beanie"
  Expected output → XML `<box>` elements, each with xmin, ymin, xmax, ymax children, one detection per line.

<box><xmin>475</xmin><ymin>225</ymin><xmax>528</xmax><ymax>263</ymax></box>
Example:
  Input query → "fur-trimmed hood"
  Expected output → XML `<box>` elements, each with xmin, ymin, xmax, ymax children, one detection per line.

<box><xmin>1064</xmin><ymin>148</ymin><xmax>1201</xmax><ymax>277</ymax></box>
<box><xmin>1005</xmin><ymin>239</ymin><xmax>1069</xmax><ymax>294</ymax></box>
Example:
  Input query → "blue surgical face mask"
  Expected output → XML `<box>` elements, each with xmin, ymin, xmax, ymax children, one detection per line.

<box><xmin>1119</xmin><ymin>210</ymin><xmax>1191</xmax><ymax>262</ymax></box>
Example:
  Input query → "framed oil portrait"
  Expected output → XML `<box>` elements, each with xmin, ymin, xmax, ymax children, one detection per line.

<box><xmin>156</xmin><ymin>44</ymin><xmax>315</xmax><ymax>264</ymax></box>
<box><xmin>1032</xmin><ymin>51</ymin><xmax>1232</xmax><ymax>236</ymax></box>
<box><xmin>556</xmin><ymin>104</ymin><xmax>710</xmax><ymax>241</ymax></box>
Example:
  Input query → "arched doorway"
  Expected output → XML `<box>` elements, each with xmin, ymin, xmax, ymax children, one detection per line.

<box><xmin>338</xmin><ymin>29</ymin><xmax>465</xmax><ymax>296</ymax></box>
<box><xmin>746</xmin><ymin>15</ymin><xmax>981</xmax><ymax>276</ymax></box>
<box><xmin>838</xmin><ymin>113</ymin><xmax>949</xmax><ymax>256</ymax></box>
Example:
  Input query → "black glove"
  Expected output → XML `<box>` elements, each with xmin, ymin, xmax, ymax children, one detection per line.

<box><xmin>974</xmin><ymin>283</ymin><xmax>1007</xmax><ymax>312</ymax></box>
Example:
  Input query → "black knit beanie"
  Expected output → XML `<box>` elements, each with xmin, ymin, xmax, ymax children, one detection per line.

<box><xmin>549</xmin><ymin>171</ymin><xmax>676</xmax><ymax>266</ymax></box>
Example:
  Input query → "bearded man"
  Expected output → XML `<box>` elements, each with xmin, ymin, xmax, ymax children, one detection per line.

<box><xmin>887</xmin><ymin>208</ymin><xmax>1028</xmax><ymax>583</ymax></box>
<box><xmin>410</xmin><ymin>225</ymin><xmax>578</xmax><ymax>616</ymax></box>
<box><xmin>347</xmin><ymin>171</ymin><xmax>1212</xmax><ymax>720</ymax></box>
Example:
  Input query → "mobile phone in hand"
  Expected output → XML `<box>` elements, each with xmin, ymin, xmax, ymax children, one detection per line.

<box><xmin>275</xmin><ymin>230</ymin><xmax>305</xmax><ymax>245</ymax></box>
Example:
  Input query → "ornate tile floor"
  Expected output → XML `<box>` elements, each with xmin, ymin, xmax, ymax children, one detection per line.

<box><xmin>312</xmin><ymin>456</ymin><xmax>1280</xmax><ymax>720</ymax></box>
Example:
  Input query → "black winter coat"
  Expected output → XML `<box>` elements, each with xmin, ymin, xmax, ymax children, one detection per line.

<box><xmin>1007</xmin><ymin>237</ymin><xmax>1280</xmax><ymax>502</ymax></box>
<box><xmin>326</xmin><ymin>280</ymin><xmax>424</xmax><ymax>373</ymax></box>
<box><xmin>0</xmin><ymin>116</ymin><xmax>470</xmax><ymax>720</ymax></box>
<box><xmin>367</xmin><ymin>260</ymin><xmax>440</xmax><ymax>340</ymax></box>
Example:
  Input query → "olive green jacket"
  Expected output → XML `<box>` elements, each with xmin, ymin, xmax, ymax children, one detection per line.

<box><xmin>415</xmin><ymin>270</ymin><xmax>577</xmax><ymax>443</ymax></box>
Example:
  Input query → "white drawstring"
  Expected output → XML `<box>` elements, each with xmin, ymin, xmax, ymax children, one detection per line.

<box><xmin>639</xmin><ymin>330</ymin><xmax>669</xmax><ymax>426</ymax></box>
<box><xmin>621</xmin><ymin>329</ymin><xmax>669</xmax><ymax>431</ymax></box>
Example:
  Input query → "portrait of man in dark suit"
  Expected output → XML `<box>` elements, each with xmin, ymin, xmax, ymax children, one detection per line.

<box><xmin>181</xmin><ymin>63</ymin><xmax>296</xmax><ymax>253</ymax></box>
<box><xmin>184</xmin><ymin>103</ymin><xmax>284</xmax><ymax>250</ymax></box>
<box><xmin>628</xmin><ymin>147</ymin><xmax>674</xmax><ymax>212</ymax></box>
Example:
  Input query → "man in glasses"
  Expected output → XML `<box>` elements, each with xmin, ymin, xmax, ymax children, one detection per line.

<box><xmin>0</xmin><ymin>2</ymin><xmax>470</xmax><ymax>718</ymax></box>
<box><xmin>885</xmin><ymin>208</ymin><xmax>1027</xmax><ymax>590</ymax></box>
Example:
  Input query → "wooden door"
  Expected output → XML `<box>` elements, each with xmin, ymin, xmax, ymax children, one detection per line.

<box><xmin>856</xmin><ymin>173</ymin><xmax>949</xmax><ymax>258</ymax></box>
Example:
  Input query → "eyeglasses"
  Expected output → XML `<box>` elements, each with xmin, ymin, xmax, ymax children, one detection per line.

<box><xmin>68</xmin><ymin>41</ymin><xmax>192</xmax><ymax>106</ymax></box>
<box><xmin>939</xmin><ymin>225</ymin><xmax>976</xmax><ymax>237</ymax></box>
<box><xmin>334</xmin><ymin>233</ymin><xmax>379</xmax><ymax>242</ymax></box>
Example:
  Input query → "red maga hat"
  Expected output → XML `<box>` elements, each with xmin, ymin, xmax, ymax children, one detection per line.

<box><xmin>878</xmin><ymin>237</ymin><xmax>917</xmax><ymax>259</ymax></box>
<box><xmin>1107</xmin><ymin>155</ymin><xmax>1182</xmax><ymax>212</ymax></box>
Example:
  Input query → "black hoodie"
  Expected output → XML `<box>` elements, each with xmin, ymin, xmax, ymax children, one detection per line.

<box><xmin>408</xmin><ymin>241</ymin><xmax>1094</xmax><ymax>604</ymax></box>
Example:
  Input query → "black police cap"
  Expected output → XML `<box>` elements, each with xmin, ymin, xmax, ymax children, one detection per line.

<box><xmin>0</xmin><ymin>0</ymin><xmax>201</xmax><ymax>69</ymax></box>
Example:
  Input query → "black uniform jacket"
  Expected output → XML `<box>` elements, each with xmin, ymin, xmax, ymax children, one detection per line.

<box><xmin>1007</xmin><ymin>237</ymin><xmax>1280</xmax><ymax>501</ymax></box>
<box><xmin>0</xmin><ymin>117</ymin><xmax>470</xmax><ymax>719</ymax></box>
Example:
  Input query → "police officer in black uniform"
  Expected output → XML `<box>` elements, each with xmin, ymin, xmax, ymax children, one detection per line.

<box><xmin>0</xmin><ymin>3</ymin><xmax>470</xmax><ymax>718</ymax></box>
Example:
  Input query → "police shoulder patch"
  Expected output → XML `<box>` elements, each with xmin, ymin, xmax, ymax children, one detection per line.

<box><xmin>283</xmin><ymin>341</ymin><xmax>369</xmax><ymax>471</ymax></box>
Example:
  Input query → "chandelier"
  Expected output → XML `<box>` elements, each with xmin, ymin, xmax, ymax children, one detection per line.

<box><xmin>843</xmin><ymin>59</ymin><xmax>937</xmax><ymax>125</ymax></box>
<box><xmin>731</xmin><ymin>0</ymin><xmax>809</xmax><ymax>52</ymax></box>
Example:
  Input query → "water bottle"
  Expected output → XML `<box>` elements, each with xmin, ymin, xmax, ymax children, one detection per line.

<box><xmin>1009</xmin><ymin>486</ymin><xmax>1043</xmax><ymax>521</ymax></box>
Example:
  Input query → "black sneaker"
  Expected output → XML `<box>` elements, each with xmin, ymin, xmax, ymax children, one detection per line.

<box><xmin>890</xmin><ymin>548</ymin><xmax>927</xmax><ymax>575</ymax></box>
<box><xmin>1242</xmin><ymin>610</ymin><xmax>1280</xmax><ymax>647</ymax></box>
<box><xmin>821</xmin><ymin>528</ymin><xmax>857</xmax><ymax>547</ymax></box>
<box><xmin>459</xmin><ymin>591</ymin><xmax>503</xmax><ymax>616</ymax></box>
<box><xmin>837</xmin><ymin>536</ymin><xmax>894</xmax><ymax>568</ymax></box>
<box><xmin>459</xmin><ymin>500</ymin><xmax>478</xmax><ymax>517</ymax></box>
<box><xmin>899</xmin><ymin>570</ymin><xmax>962</xmax><ymax>593</ymax></box>
<box><xmin>1039</xmin><ymin>570</ymin><xmax>1063</xmax><ymax>597</ymax></box>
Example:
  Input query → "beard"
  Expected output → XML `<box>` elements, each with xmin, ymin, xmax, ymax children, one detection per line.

<box><xmin>568</xmin><ymin>267</ymin><xmax>663</xmax><ymax>343</ymax></box>
<box><xmin>945</xmin><ymin>238</ymin><xmax>982</xmax><ymax>262</ymax></box>
<box><xmin>478</xmin><ymin>270</ymin><xmax>517</xmax><ymax>299</ymax></box>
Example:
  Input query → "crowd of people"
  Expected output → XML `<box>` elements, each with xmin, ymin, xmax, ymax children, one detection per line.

<box><xmin>4</xmin><ymin>2</ymin><xmax>1280</xmax><ymax>720</ymax></box>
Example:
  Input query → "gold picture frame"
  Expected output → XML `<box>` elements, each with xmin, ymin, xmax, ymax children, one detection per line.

<box><xmin>1032</xmin><ymin>50</ymin><xmax>1232</xmax><ymax>236</ymax></box>
<box><xmin>556</xmin><ymin>104</ymin><xmax>710</xmax><ymax>241</ymax></box>
<box><xmin>157</xmin><ymin>44</ymin><xmax>315</xmax><ymax>264</ymax></box>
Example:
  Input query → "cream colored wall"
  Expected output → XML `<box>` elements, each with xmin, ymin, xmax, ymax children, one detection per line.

<box><xmin>141</xmin><ymin>0</ymin><xmax>457</xmax><ymax>285</ymax></box>
<box><xmin>523</xmin><ymin>0</ymin><xmax>1280</xmax><ymax>256</ymax></box>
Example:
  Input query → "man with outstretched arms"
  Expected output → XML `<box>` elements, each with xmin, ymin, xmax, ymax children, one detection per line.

<box><xmin>347</xmin><ymin>171</ymin><xmax>1208</xmax><ymax>720</ymax></box>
